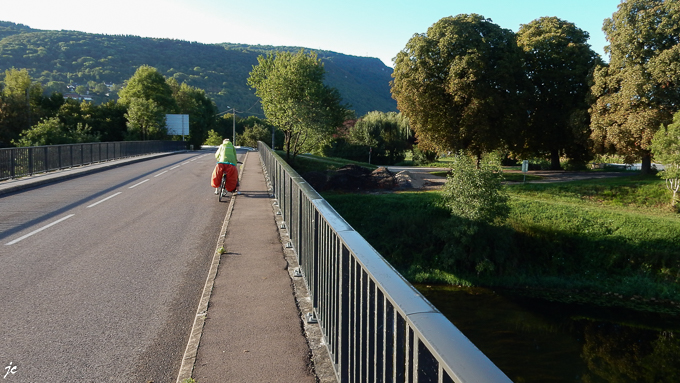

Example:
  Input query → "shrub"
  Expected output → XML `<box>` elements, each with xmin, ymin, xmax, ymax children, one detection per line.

<box><xmin>437</xmin><ymin>152</ymin><xmax>511</xmax><ymax>274</ymax></box>
<box><xmin>440</xmin><ymin>152</ymin><xmax>509</xmax><ymax>222</ymax></box>
<box><xmin>412</xmin><ymin>146</ymin><xmax>438</xmax><ymax>165</ymax></box>
<box><xmin>651</xmin><ymin>112</ymin><xmax>680</xmax><ymax>209</ymax></box>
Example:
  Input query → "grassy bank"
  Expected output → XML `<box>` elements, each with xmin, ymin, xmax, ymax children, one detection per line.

<box><xmin>322</xmin><ymin>175</ymin><xmax>680</xmax><ymax>314</ymax></box>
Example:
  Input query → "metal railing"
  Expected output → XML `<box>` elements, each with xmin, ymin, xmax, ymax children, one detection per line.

<box><xmin>258</xmin><ymin>142</ymin><xmax>511</xmax><ymax>383</ymax></box>
<box><xmin>0</xmin><ymin>141</ymin><xmax>186</xmax><ymax>181</ymax></box>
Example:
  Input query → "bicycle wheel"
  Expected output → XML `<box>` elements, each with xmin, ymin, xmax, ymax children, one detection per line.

<box><xmin>218</xmin><ymin>174</ymin><xmax>226</xmax><ymax>202</ymax></box>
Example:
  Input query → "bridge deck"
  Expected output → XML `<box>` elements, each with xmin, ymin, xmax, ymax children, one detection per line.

<box><xmin>0</xmin><ymin>150</ymin><xmax>321</xmax><ymax>382</ymax></box>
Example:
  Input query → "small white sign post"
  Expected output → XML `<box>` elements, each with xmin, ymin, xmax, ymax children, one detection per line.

<box><xmin>522</xmin><ymin>160</ymin><xmax>529</xmax><ymax>183</ymax></box>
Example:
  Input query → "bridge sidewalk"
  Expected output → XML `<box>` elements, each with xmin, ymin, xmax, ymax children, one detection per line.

<box><xmin>188</xmin><ymin>151</ymin><xmax>317</xmax><ymax>382</ymax></box>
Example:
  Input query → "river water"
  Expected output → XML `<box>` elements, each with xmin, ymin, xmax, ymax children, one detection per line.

<box><xmin>416</xmin><ymin>285</ymin><xmax>680</xmax><ymax>382</ymax></box>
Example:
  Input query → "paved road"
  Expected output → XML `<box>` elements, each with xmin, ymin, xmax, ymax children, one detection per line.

<box><xmin>0</xmin><ymin>149</ymin><xmax>242</xmax><ymax>382</ymax></box>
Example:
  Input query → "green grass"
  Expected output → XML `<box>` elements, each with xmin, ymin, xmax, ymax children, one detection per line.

<box><xmin>505</xmin><ymin>174</ymin><xmax>673</xmax><ymax>214</ymax></box>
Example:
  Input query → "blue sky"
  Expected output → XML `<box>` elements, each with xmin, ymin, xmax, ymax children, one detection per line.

<box><xmin>6</xmin><ymin>0</ymin><xmax>623</xmax><ymax>67</ymax></box>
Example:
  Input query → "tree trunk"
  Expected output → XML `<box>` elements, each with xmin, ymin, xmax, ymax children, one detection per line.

<box><xmin>285</xmin><ymin>132</ymin><xmax>291</xmax><ymax>162</ymax></box>
<box><xmin>550</xmin><ymin>149</ymin><xmax>562</xmax><ymax>170</ymax></box>
<box><xmin>640</xmin><ymin>152</ymin><xmax>652</xmax><ymax>174</ymax></box>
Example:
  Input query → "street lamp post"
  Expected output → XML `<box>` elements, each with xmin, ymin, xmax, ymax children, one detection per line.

<box><xmin>226</xmin><ymin>106</ymin><xmax>236</xmax><ymax>146</ymax></box>
<box><xmin>218</xmin><ymin>106</ymin><xmax>238</xmax><ymax>146</ymax></box>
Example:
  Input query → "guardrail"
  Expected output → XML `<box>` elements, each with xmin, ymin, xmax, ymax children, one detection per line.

<box><xmin>0</xmin><ymin>141</ymin><xmax>186</xmax><ymax>181</ymax></box>
<box><xmin>258</xmin><ymin>142</ymin><xmax>511</xmax><ymax>383</ymax></box>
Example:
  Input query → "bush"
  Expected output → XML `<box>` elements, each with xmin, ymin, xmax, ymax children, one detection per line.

<box><xmin>651</xmin><ymin>112</ymin><xmax>680</xmax><ymax>209</ymax></box>
<box><xmin>440</xmin><ymin>152</ymin><xmax>509</xmax><ymax>222</ymax></box>
<box><xmin>412</xmin><ymin>146</ymin><xmax>438</xmax><ymax>165</ymax></box>
<box><xmin>437</xmin><ymin>152</ymin><xmax>511</xmax><ymax>274</ymax></box>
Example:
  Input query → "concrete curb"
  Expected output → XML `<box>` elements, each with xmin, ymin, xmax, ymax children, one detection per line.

<box><xmin>175</xmin><ymin>152</ymin><xmax>248</xmax><ymax>383</ymax></box>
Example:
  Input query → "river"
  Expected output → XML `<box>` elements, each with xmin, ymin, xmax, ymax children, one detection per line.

<box><xmin>416</xmin><ymin>285</ymin><xmax>680</xmax><ymax>382</ymax></box>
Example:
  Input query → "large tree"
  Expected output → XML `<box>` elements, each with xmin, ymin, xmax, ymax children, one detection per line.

<box><xmin>169</xmin><ymin>78</ymin><xmax>218</xmax><ymax>149</ymax></box>
<box><xmin>391</xmin><ymin>14</ymin><xmax>526</xmax><ymax>160</ymax></box>
<box><xmin>247</xmin><ymin>50</ymin><xmax>348</xmax><ymax>160</ymax></box>
<box><xmin>0</xmin><ymin>68</ymin><xmax>62</xmax><ymax>146</ymax></box>
<box><xmin>590</xmin><ymin>0</ymin><xmax>680</xmax><ymax>173</ymax></box>
<box><xmin>124</xmin><ymin>98</ymin><xmax>166</xmax><ymax>140</ymax></box>
<box><xmin>349</xmin><ymin>111</ymin><xmax>411</xmax><ymax>165</ymax></box>
<box><xmin>118</xmin><ymin>65</ymin><xmax>177</xmax><ymax>141</ymax></box>
<box><xmin>517</xmin><ymin>17</ymin><xmax>600</xmax><ymax>169</ymax></box>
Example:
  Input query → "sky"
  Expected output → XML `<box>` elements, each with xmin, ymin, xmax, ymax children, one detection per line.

<box><xmin>5</xmin><ymin>0</ymin><xmax>624</xmax><ymax>67</ymax></box>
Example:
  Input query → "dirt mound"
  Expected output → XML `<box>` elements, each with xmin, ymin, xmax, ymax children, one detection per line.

<box><xmin>302</xmin><ymin>165</ymin><xmax>402</xmax><ymax>192</ymax></box>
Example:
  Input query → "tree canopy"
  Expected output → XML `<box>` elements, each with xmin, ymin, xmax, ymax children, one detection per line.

<box><xmin>590</xmin><ymin>0</ymin><xmax>680</xmax><ymax>173</ymax></box>
<box><xmin>517</xmin><ymin>17</ymin><xmax>599</xmax><ymax>169</ymax></box>
<box><xmin>391</xmin><ymin>14</ymin><xmax>526</xmax><ymax>159</ymax></box>
<box><xmin>118</xmin><ymin>65</ymin><xmax>176</xmax><ymax>113</ymax></box>
<box><xmin>248</xmin><ymin>49</ymin><xmax>349</xmax><ymax>159</ymax></box>
<box><xmin>13</xmin><ymin>116</ymin><xmax>99</xmax><ymax>146</ymax></box>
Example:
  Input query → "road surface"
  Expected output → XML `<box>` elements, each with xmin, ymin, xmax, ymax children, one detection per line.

<box><xmin>0</xmin><ymin>149</ymin><xmax>242</xmax><ymax>382</ymax></box>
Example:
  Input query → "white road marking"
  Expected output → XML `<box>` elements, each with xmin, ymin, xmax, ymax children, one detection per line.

<box><xmin>129</xmin><ymin>179</ymin><xmax>150</xmax><ymax>189</ymax></box>
<box><xmin>5</xmin><ymin>214</ymin><xmax>75</xmax><ymax>245</ymax></box>
<box><xmin>170</xmin><ymin>166</ymin><xmax>180</xmax><ymax>170</ymax></box>
<box><xmin>87</xmin><ymin>192</ymin><xmax>122</xmax><ymax>208</ymax></box>
<box><xmin>154</xmin><ymin>170</ymin><xmax>168</xmax><ymax>177</ymax></box>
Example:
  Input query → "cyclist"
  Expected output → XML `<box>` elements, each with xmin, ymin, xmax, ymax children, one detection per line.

<box><xmin>211</xmin><ymin>138</ymin><xmax>239</xmax><ymax>196</ymax></box>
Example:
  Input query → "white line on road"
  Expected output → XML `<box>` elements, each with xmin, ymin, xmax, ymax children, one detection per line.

<box><xmin>170</xmin><ymin>166</ymin><xmax>180</xmax><ymax>170</ymax></box>
<box><xmin>87</xmin><ymin>192</ymin><xmax>122</xmax><ymax>208</ymax></box>
<box><xmin>5</xmin><ymin>214</ymin><xmax>75</xmax><ymax>245</ymax></box>
<box><xmin>129</xmin><ymin>179</ymin><xmax>150</xmax><ymax>189</ymax></box>
<box><xmin>154</xmin><ymin>170</ymin><xmax>168</xmax><ymax>177</ymax></box>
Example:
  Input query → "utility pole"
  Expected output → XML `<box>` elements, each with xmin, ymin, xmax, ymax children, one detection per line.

<box><xmin>26</xmin><ymin>87</ymin><xmax>31</xmax><ymax>130</ymax></box>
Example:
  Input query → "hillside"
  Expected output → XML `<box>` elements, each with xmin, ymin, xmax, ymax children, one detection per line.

<box><xmin>0</xmin><ymin>21</ymin><xmax>397</xmax><ymax>117</ymax></box>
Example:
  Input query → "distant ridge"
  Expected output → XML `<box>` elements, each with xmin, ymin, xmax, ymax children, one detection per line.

<box><xmin>0</xmin><ymin>21</ymin><xmax>397</xmax><ymax>117</ymax></box>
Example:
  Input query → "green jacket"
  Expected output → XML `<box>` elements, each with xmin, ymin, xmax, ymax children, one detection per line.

<box><xmin>215</xmin><ymin>141</ymin><xmax>237</xmax><ymax>165</ymax></box>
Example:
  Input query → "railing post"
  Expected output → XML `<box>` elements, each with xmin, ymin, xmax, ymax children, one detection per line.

<box><xmin>28</xmin><ymin>147</ymin><xmax>34</xmax><ymax>176</ymax></box>
<box><xmin>10</xmin><ymin>148</ymin><xmax>15</xmax><ymax>179</ymax></box>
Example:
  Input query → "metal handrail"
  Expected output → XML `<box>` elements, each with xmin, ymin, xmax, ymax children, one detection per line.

<box><xmin>258</xmin><ymin>142</ymin><xmax>511</xmax><ymax>383</ymax></box>
<box><xmin>0</xmin><ymin>141</ymin><xmax>186</xmax><ymax>181</ymax></box>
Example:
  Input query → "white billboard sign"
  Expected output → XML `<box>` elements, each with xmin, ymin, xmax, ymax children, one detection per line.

<box><xmin>166</xmin><ymin>114</ymin><xmax>189</xmax><ymax>136</ymax></box>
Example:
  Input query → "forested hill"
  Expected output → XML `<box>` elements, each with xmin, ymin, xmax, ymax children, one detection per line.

<box><xmin>0</xmin><ymin>21</ymin><xmax>397</xmax><ymax>117</ymax></box>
